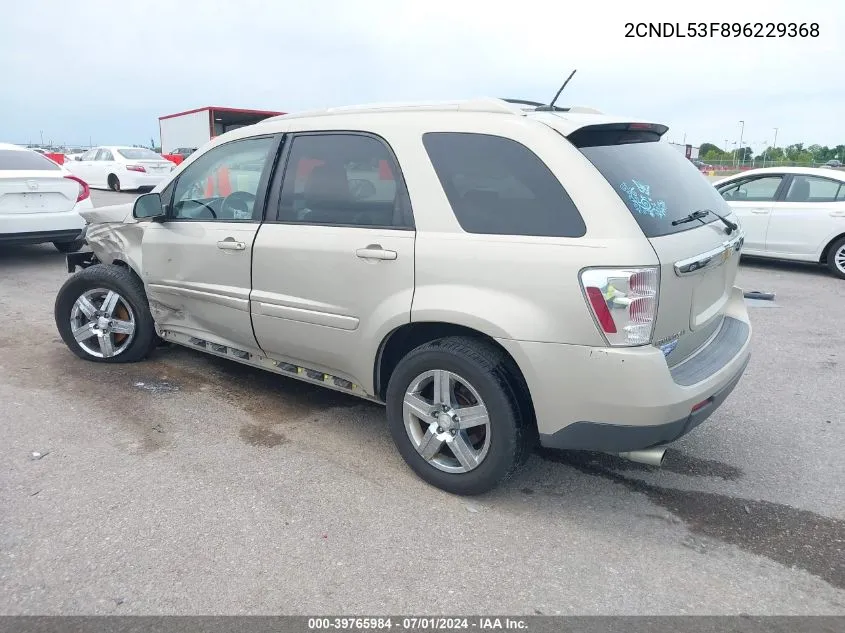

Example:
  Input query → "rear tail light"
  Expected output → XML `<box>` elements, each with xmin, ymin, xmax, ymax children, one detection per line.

<box><xmin>579</xmin><ymin>267</ymin><xmax>659</xmax><ymax>346</ymax></box>
<box><xmin>126</xmin><ymin>164</ymin><xmax>146</xmax><ymax>172</ymax></box>
<box><xmin>64</xmin><ymin>175</ymin><xmax>90</xmax><ymax>203</ymax></box>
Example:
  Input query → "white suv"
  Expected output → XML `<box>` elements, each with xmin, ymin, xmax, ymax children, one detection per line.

<box><xmin>54</xmin><ymin>99</ymin><xmax>751</xmax><ymax>495</ymax></box>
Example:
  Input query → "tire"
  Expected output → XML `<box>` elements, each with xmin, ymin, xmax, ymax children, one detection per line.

<box><xmin>826</xmin><ymin>236</ymin><xmax>845</xmax><ymax>280</ymax></box>
<box><xmin>54</xmin><ymin>264</ymin><xmax>157</xmax><ymax>363</ymax></box>
<box><xmin>108</xmin><ymin>174</ymin><xmax>121</xmax><ymax>192</ymax></box>
<box><xmin>386</xmin><ymin>336</ymin><xmax>531</xmax><ymax>495</ymax></box>
<box><xmin>53</xmin><ymin>239</ymin><xmax>85</xmax><ymax>253</ymax></box>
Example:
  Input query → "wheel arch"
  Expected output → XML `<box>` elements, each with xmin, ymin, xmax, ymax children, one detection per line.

<box><xmin>819</xmin><ymin>232</ymin><xmax>845</xmax><ymax>264</ymax></box>
<box><xmin>110</xmin><ymin>258</ymin><xmax>144</xmax><ymax>286</ymax></box>
<box><xmin>373</xmin><ymin>321</ymin><xmax>536</xmax><ymax>426</ymax></box>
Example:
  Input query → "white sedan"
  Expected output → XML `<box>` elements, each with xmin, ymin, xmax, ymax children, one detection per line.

<box><xmin>65</xmin><ymin>146</ymin><xmax>175</xmax><ymax>192</ymax></box>
<box><xmin>0</xmin><ymin>143</ymin><xmax>93</xmax><ymax>252</ymax></box>
<box><xmin>714</xmin><ymin>167</ymin><xmax>845</xmax><ymax>279</ymax></box>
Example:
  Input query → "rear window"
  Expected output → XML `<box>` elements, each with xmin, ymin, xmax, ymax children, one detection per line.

<box><xmin>117</xmin><ymin>148</ymin><xmax>162</xmax><ymax>160</ymax></box>
<box><xmin>422</xmin><ymin>132</ymin><xmax>586</xmax><ymax>238</ymax></box>
<box><xmin>0</xmin><ymin>150</ymin><xmax>61</xmax><ymax>171</ymax></box>
<box><xmin>577</xmin><ymin>137</ymin><xmax>726</xmax><ymax>237</ymax></box>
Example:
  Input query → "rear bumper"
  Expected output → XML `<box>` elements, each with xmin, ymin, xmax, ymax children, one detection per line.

<box><xmin>538</xmin><ymin>353</ymin><xmax>749</xmax><ymax>452</ymax></box>
<box><xmin>0</xmin><ymin>228</ymin><xmax>84</xmax><ymax>246</ymax></box>
<box><xmin>0</xmin><ymin>203</ymin><xmax>88</xmax><ymax>245</ymax></box>
<box><xmin>498</xmin><ymin>285</ymin><xmax>752</xmax><ymax>452</ymax></box>
<box><xmin>120</xmin><ymin>171</ymin><xmax>169</xmax><ymax>190</ymax></box>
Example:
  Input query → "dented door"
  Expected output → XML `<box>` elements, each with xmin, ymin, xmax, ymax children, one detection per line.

<box><xmin>141</xmin><ymin>221</ymin><xmax>260</xmax><ymax>353</ymax></box>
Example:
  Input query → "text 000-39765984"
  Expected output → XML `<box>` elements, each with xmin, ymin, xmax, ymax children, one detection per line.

<box><xmin>624</xmin><ymin>22</ymin><xmax>820</xmax><ymax>38</ymax></box>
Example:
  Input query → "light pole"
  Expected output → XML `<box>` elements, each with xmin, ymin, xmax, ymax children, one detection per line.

<box><xmin>772</xmin><ymin>127</ymin><xmax>779</xmax><ymax>165</ymax></box>
<box><xmin>737</xmin><ymin>120</ymin><xmax>745</xmax><ymax>168</ymax></box>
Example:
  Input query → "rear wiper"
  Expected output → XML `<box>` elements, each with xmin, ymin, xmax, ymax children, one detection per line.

<box><xmin>672</xmin><ymin>209</ymin><xmax>738</xmax><ymax>234</ymax></box>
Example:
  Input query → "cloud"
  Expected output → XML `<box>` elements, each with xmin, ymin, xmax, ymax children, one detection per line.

<box><xmin>1</xmin><ymin>0</ymin><xmax>842</xmax><ymax>146</ymax></box>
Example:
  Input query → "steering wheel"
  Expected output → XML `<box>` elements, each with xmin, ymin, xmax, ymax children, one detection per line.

<box><xmin>221</xmin><ymin>191</ymin><xmax>256</xmax><ymax>219</ymax></box>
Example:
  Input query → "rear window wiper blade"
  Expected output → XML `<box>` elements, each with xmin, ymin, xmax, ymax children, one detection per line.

<box><xmin>672</xmin><ymin>208</ymin><xmax>738</xmax><ymax>234</ymax></box>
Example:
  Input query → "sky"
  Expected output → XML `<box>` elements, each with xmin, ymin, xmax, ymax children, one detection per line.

<box><xmin>1</xmin><ymin>0</ymin><xmax>842</xmax><ymax>150</ymax></box>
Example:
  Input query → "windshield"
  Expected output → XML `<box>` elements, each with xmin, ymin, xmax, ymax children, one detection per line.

<box><xmin>117</xmin><ymin>148</ymin><xmax>162</xmax><ymax>160</ymax></box>
<box><xmin>0</xmin><ymin>150</ymin><xmax>61</xmax><ymax>170</ymax></box>
<box><xmin>579</xmin><ymin>140</ymin><xmax>727</xmax><ymax>237</ymax></box>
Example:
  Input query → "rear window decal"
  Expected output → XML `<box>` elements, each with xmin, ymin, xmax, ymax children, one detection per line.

<box><xmin>620</xmin><ymin>179</ymin><xmax>667</xmax><ymax>219</ymax></box>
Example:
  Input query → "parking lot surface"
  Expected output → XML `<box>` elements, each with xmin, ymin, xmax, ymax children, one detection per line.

<box><xmin>1</xmin><ymin>190</ymin><xmax>843</xmax><ymax>614</ymax></box>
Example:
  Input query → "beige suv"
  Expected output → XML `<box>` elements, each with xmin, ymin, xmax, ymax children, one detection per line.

<box><xmin>54</xmin><ymin>99</ymin><xmax>751</xmax><ymax>495</ymax></box>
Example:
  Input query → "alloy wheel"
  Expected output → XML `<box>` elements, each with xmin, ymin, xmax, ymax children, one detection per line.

<box><xmin>403</xmin><ymin>369</ymin><xmax>492</xmax><ymax>474</ymax></box>
<box><xmin>69</xmin><ymin>288</ymin><xmax>136</xmax><ymax>358</ymax></box>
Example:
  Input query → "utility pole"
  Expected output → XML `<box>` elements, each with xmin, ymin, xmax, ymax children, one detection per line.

<box><xmin>39</xmin><ymin>130</ymin><xmax>43</xmax><ymax>146</ymax></box>
<box><xmin>737</xmin><ymin>120</ymin><xmax>745</xmax><ymax>168</ymax></box>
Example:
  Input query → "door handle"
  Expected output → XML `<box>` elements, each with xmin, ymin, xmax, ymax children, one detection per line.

<box><xmin>830</xmin><ymin>211</ymin><xmax>845</xmax><ymax>217</ymax></box>
<box><xmin>217</xmin><ymin>239</ymin><xmax>245</xmax><ymax>250</ymax></box>
<box><xmin>750</xmin><ymin>209</ymin><xmax>770</xmax><ymax>214</ymax></box>
<box><xmin>356</xmin><ymin>244</ymin><xmax>397</xmax><ymax>260</ymax></box>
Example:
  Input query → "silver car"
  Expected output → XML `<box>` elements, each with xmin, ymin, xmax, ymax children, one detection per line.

<box><xmin>54</xmin><ymin>99</ymin><xmax>751</xmax><ymax>495</ymax></box>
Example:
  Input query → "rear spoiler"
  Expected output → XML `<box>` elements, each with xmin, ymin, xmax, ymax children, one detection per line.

<box><xmin>566</xmin><ymin>122</ymin><xmax>669</xmax><ymax>148</ymax></box>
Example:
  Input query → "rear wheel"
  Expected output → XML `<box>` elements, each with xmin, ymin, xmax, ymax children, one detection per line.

<box><xmin>53</xmin><ymin>239</ymin><xmax>85</xmax><ymax>253</ymax></box>
<box><xmin>54</xmin><ymin>264</ymin><xmax>157</xmax><ymax>363</ymax></box>
<box><xmin>826</xmin><ymin>236</ymin><xmax>845</xmax><ymax>280</ymax></box>
<box><xmin>107</xmin><ymin>174</ymin><xmax>121</xmax><ymax>192</ymax></box>
<box><xmin>386</xmin><ymin>337</ymin><xmax>530</xmax><ymax>495</ymax></box>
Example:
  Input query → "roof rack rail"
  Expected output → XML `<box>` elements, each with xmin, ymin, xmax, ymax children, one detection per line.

<box><xmin>262</xmin><ymin>98</ymin><xmax>524</xmax><ymax>123</ymax></box>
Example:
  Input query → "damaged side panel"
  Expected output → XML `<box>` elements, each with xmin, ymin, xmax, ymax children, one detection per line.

<box><xmin>85</xmin><ymin>220</ymin><xmax>146</xmax><ymax>274</ymax></box>
<box><xmin>138</xmin><ymin>221</ymin><xmax>261</xmax><ymax>355</ymax></box>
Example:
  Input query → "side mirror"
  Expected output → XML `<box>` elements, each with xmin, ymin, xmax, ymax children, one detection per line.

<box><xmin>133</xmin><ymin>192</ymin><xmax>166</xmax><ymax>221</ymax></box>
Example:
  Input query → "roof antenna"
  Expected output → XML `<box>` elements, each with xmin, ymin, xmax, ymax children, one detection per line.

<box><xmin>537</xmin><ymin>70</ymin><xmax>577</xmax><ymax>111</ymax></box>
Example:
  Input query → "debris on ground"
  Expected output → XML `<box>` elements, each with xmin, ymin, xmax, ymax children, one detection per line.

<box><xmin>743</xmin><ymin>291</ymin><xmax>776</xmax><ymax>301</ymax></box>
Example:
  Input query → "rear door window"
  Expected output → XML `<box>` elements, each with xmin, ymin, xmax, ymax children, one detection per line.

<box><xmin>578</xmin><ymin>139</ymin><xmax>728</xmax><ymax>237</ymax></box>
<box><xmin>276</xmin><ymin>133</ymin><xmax>410</xmax><ymax>228</ymax></box>
<box><xmin>784</xmin><ymin>175</ymin><xmax>840</xmax><ymax>203</ymax></box>
<box><xmin>422</xmin><ymin>132</ymin><xmax>586</xmax><ymax>237</ymax></box>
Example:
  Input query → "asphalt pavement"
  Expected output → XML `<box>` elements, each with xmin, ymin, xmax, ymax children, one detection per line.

<box><xmin>0</xmin><ymin>189</ymin><xmax>843</xmax><ymax>615</ymax></box>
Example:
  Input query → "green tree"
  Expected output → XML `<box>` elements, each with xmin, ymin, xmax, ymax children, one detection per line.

<box><xmin>737</xmin><ymin>146</ymin><xmax>753</xmax><ymax>162</ymax></box>
<box><xmin>700</xmin><ymin>142</ymin><xmax>721</xmax><ymax>156</ymax></box>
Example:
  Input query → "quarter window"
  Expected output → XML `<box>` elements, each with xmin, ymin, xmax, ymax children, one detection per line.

<box><xmin>422</xmin><ymin>132</ymin><xmax>586</xmax><ymax>237</ymax></box>
<box><xmin>277</xmin><ymin>134</ymin><xmax>409</xmax><ymax>228</ymax></box>
<box><xmin>171</xmin><ymin>136</ymin><xmax>275</xmax><ymax>221</ymax></box>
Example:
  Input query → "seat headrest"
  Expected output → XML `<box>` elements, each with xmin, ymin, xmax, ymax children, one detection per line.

<box><xmin>304</xmin><ymin>163</ymin><xmax>350</xmax><ymax>209</ymax></box>
<box><xmin>787</xmin><ymin>178</ymin><xmax>810</xmax><ymax>202</ymax></box>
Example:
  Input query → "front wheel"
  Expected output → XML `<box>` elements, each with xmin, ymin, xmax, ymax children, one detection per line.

<box><xmin>54</xmin><ymin>264</ymin><xmax>157</xmax><ymax>363</ymax></box>
<box><xmin>826</xmin><ymin>236</ymin><xmax>845</xmax><ymax>280</ymax></box>
<box><xmin>386</xmin><ymin>337</ymin><xmax>531</xmax><ymax>495</ymax></box>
